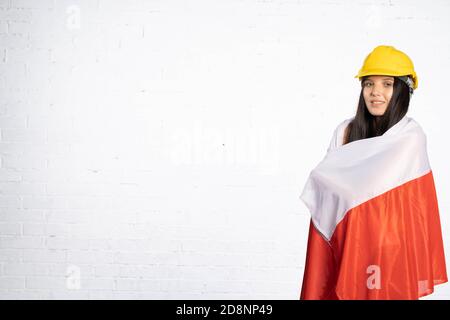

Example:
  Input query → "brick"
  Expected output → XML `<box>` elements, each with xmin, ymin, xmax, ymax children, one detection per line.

<box><xmin>22</xmin><ymin>196</ymin><xmax>67</xmax><ymax>210</ymax></box>
<box><xmin>47</xmin><ymin>290</ymin><xmax>89</xmax><ymax>299</ymax></box>
<box><xmin>0</xmin><ymin>249</ymin><xmax>22</xmax><ymax>262</ymax></box>
<box><xmin>11</xmin><ymin>0</ymin><xmax>54</xmax><ymax>9</ymax></box>
<box><xmin>45</xmin><ymin>223</ymin><xmax>71</xmax><ymax>237</ymax></box>
<box><xmin>81</xmin><ymin>278</ymin><xmax>114</xmax><ymax>290</ymax></box>
<box><xmin>67</xmin><ymin>250</ymin><xmax>113</xmax><ymax>264</ymax></box>
<box><xmin>115</xmin><ymin>278</ymin><xmax>139</xmax><ymax>291</ymax></box>
<box><xmin>47</xmin><ymin>263</ymin><xmax>94</xmax><ymax>278</ymax></box>
<box><xmin>0</xmin><ymin>0</ymin><xmax>11</xmax><ymax>9</ymax></box>
<box><xmin>0</xmin><ymin>128</ymin><xmax>47</xmax><ymax>143</ymax></box>
<box><xmin>0</xmin><ymin>209</ymin><xmax>46</xmax><ymax>222</ymax></box>
<box><xmin>93</xmin><ymin>264</ymin><xmax>120</xmax><ymax>277</ymax></box>
<box><xmin>0</xmin><ymin>289</ymin><xmax>51</xmax><ymax>299</ymax></box>
<box><xmin>0</xmin><ymin>115</ymin><xmax>26</xmax><ymax>128</ymax></box>
<box><xmin>0</xmin><ymin>21</ymin><xmax>7</xmax><ymax>34</ymax></box>
<box><xmin>0</xmin><ymin>236</ymin><xmax>44</xmax><ymax>249</ymax></box>
<box><xmin>46</xmin><ymin>237</ymin><xmax>90</xmax><ymax>250</ymax></box>
<box><xmin>113</xmin><ymin>252</ymin><xmax>160</xmax><ymax>265</ymax></box>
<box><xmin>119</xmin><ymin>265</ymin><xmax>169</xmax><ymax>279</ymax></box>
<box><xmin>88</xmin><ymin>239</ymin><xmax>110</xmax><ymax>250</ymax></box>
<box><xmin>3</xmin><ymin>263</ymin><xmax>49</xmax><ymax>276</ymax></box>
<box><xmin>22</xmin><ymin>248</ymin><xmax>66</xmax><ymax>262</ymax></box>
<box><xmin>0</xmin><ymin>8</ymin><xmax>32</xmax><ymax>20</ymax></box>
<box><xmin>20</xmin><ymin>168</ymin><xmax>72</xmax><ymax>183</ymax></box>
<box><xmin>7</xmin><ymin>21</ymin><xmax>29</xmax><ymax>34</ymax></box>
<box><xmin>0</xmin><ymin>222</ymin><xmax>21</xmax><ymax>235</ymax></box>
<box><xmin>0</xmin><ymin>169</ymin><xmax>22</xmax><ymax>182</ymax></box>
<box><xmin>25</xmin><ymin>276</ymin><xmax>66</xmax><ymax>290</ymax></box>
<box><xmin>0</xmin><ymin>195</ymin><xmax>22</xmax><ymax>208</ymax></box>
<box><xmin>22</xmin><ymin>222</ymin><xmax>45</xmax><ymax>235</ymax></box>
<box><xmin>0</xmin><ymin>34</ymin><xmax>28</xmax><ymax>48</ymax></box>
<box><xmin>1</xmin><ymin>155</ymin><xmax>47</xmax><ymax>170</ymax></box>
<box><xmin>159</xmin><ymin>279</ymin><xmax>203</xmax><ymax>293</ymax></box>
<box><xmin>0</xmin><ymin>277</ymin><xmax>25</xmax><ymax>289</ymax></box>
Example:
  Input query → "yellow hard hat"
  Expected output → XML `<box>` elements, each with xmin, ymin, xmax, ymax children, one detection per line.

<box><xmin>355</xmin><ymin>45</ymin><xmax>418</xmax><ymax>90</ymax></box>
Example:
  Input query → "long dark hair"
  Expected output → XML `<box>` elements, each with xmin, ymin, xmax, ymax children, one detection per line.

<box><xmin>344</xmin><ymin>76</ymin><xmax>411</xmax><ymax>145</ymax></box>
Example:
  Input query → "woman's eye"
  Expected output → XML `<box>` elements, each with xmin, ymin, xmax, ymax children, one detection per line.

<box><xmin>364</xmin><ymin>82</ymin><xmax>392</xmax><ymax>87</ymax></box>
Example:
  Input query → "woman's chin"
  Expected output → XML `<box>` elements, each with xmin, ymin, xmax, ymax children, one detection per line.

<box><xmin>368</xmin><ymin>109</ymin><xmax>387</xmax><ymax>116</ymax></box>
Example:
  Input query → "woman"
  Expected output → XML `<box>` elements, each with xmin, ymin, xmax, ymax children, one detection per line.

<box><xmin>299</xmin><ymin>45</ymin><xmax>448</xmax><ymax>300</ymax></box>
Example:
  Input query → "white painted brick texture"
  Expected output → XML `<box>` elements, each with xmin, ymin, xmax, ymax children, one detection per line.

<box><xmin>0</xmin><ymin>0</ymin><xmax>450</xmax><ymax>300</ymax></box>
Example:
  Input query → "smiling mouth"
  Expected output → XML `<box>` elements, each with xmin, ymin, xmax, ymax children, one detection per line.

<box><xmin>371</xmin><ymin>101</ymin><xmax>385</xmax><ymax>105</ymax></box>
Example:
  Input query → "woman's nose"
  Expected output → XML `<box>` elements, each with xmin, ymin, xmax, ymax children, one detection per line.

<box><xmin>370</xmin><ymin>84</ymin><xmax>384</xmax><ymax>95</ymax></box>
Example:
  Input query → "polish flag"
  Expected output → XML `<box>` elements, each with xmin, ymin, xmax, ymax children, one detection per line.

<box><xmin>299</xmin><ymin>116</ymin><xmax>448</xmax><ymax>299</ymax></box>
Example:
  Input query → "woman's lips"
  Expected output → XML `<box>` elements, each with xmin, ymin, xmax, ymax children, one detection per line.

<box><xmin>371</xmin><ymin>101</ymin><xmax>385</xmax><ymax>105</ymax></box>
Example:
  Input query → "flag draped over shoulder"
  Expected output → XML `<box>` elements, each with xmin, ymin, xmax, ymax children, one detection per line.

<box><xmin>299</xmin><ymin>115</ymin><xmax>448</xmax><ymax>300</ymax></box>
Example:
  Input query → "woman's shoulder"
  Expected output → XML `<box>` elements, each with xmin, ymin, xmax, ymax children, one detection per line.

<box><xmin>335</xmin><ymin>117</ymin><xmax>354</xmax><ymax>142</ymax></box>
<box><xmin>327</xmin><ymin>117</ymin><xmax>354</xmax><ymax>152</ymax></box>
<box><xmin>403</xmin><ymin>116</ymin><xmax>428</xmax><ymax>143</ymax></box>
<box><xmin>391</xmin><ymin>116</ymin><xmax>426</xmax><ymax>138</ymax></box>
<box><xmin>336</xmin><ymin>117</ymin><xmax>353</xmax><ymax>134</ymax></box>
<box><xmin>405</xmin><ymin>116</ymin><xmax>423</xmax><ymax>130</ymax></box>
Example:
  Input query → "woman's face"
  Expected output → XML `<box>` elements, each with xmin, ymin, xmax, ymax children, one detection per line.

<box><xmin>362</xmin><ymin>75</ymin><xmax>394</xmax><ymax>116</ymax></box>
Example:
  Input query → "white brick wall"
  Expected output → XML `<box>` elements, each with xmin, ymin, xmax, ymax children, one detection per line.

<box><xmin>0</xmin><ymin>0</ymin><xmax>450</xmax><ymax>300</ymax></box>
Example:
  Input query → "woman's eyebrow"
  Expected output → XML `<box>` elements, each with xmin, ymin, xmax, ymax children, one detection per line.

<box><xmin>364</xmin><ymin>78</ymin><xmax>394</xmax><ymax>82</ymax></box>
